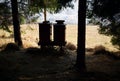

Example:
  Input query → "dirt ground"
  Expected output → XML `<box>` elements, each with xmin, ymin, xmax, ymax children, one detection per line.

<box><xmin>0</xmin><ymin>47</ymin><xmax>120</xmax><ymax>81</ymax></box>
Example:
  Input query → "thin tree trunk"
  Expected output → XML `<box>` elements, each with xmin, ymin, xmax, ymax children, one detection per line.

<box><xmin>75</xmin><ymin>0</ymin><xmax>86</xmax><ymax>72</ymax></box>
<box><xmin>44</xmin><ymin>7</ymin><xmax>47</xmax><ymax>22</ymax></box>
<box><xmin>11</xmin><ymin>0</ymin><xmax>23</xmax><ymax>46</ymax></box>
<box><xmin>43</xmin><ymin>0</ymin><xmax>47</xmax><ymax>22</ymax></box>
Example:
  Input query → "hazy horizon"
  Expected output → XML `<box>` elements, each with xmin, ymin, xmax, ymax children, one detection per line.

<box><xmin>38</xmin><ymin>0</ymin><xmax>78</xmax><ymax>25</ymax></box>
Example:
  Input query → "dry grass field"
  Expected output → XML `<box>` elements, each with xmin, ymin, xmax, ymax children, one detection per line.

<box><xmin>66</xmin><ymin>25</ymin><xmax>118</xmax><ymax>51</ymax></box>
<box><xmin>0</xmin><ymin>24</ymin><xmax>118</xmax><ymax>51</ymax></box>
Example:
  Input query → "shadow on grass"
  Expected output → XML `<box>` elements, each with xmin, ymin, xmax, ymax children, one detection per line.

<box><xmin>1</xmin><ymin>44</ymin><xmax>120</xmax><ymax>81</ymax></box>
<box><xmin>25</xmin><ymin>46</ymin><xmax>68</xmax><ymax>57</ymax></box>
<box><xmin>17</xmin><ymin>70</ymin><xmax>120</xmax><ymax>81</ymax></box>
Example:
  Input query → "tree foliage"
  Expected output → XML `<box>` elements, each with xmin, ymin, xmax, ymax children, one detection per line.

<box><xmin>87</xmin><ymin>0</ymin><xmax>120</xmax><ymax>49</ymax></box>
<box><xmin>93</xmin><ymin>0</ymin><xmax>120</xmax><ymax>19</ymax></box>
<box><xmin>0</xmin><ymin>0</ymin><xmax>30</xmax><ymax>32</ymax></box>
<box><xmin>0</xmin><ymin>1</ymin><xmax>12</xmax><ymax>32</ymax></box>
<box><xmin>29</xmin><ymin>0</ymin><xmax>74</xmax><ymax>21</ymax></box>
<box><xmin>0</xmin><ymin>0</ymin><xmax>74</xmax><ymax>31</ymax></box>
<box><xmin>30</xmin><ymin>0</ymin><xmax>74</xmax><ymax>13</ymax></box>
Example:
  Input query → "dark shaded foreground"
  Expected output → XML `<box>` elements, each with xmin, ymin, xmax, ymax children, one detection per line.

<box><xmin>0</xmin><ymin>47</ymin><xmax>120</xmax><ymax>81</ymax></box>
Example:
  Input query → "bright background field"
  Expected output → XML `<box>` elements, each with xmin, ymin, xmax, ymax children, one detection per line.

<box><xmin>0</xmin><ymin>24</ymin><xmax>117</xmax><ymax>51</ymax></box>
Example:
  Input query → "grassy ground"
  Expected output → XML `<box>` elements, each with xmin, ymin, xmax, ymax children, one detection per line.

<box><xmin>0</xmin><ymin>47</ymin><xmax>120</xmax><ymax>81</ymax></box>
<box><xmin>0</xmin><ymin>24</ymin><xmax>120</xmax><ymax>81</ymax></box>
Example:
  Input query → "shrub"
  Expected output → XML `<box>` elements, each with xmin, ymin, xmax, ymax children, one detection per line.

<box><xmin>2</xmin><ymin>43</ymin><xmax>20</xmax><ymax>52</ymax></box>
<box><xmin>93</xmin><ymin>45</ymin><xmax>107</xmax><ymax>55</ymax></box>
<box><xmin>65</xmin><ymin>42</ymin><xmax>77</xmax><ymax>50</ymax></box>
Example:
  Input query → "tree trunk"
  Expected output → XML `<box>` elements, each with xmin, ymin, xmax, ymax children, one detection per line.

<box><xmin>11</xmin><ymin>0</ymin><xmax>23</xmax><ymax>46</ymax></box>
<box><xmin>75</xmin><ymin>0</ymin><xmax>86</xmax><ymax>72</ymax></box>
<box><xmin>43</xmin><ymin>7</ymin><xmax>47</xmax><ymax>22</ymax></box>
<box><xmin>43</xmin><ymin>0</ymin><xmax>47</xmax><ymax>22</ymax></box>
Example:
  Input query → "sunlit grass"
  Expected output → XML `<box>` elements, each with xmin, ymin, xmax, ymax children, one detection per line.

<box><xmin>0</xmin><ymin>24</ymin><xmax>118</xmax><ymax>51</ymax></box>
